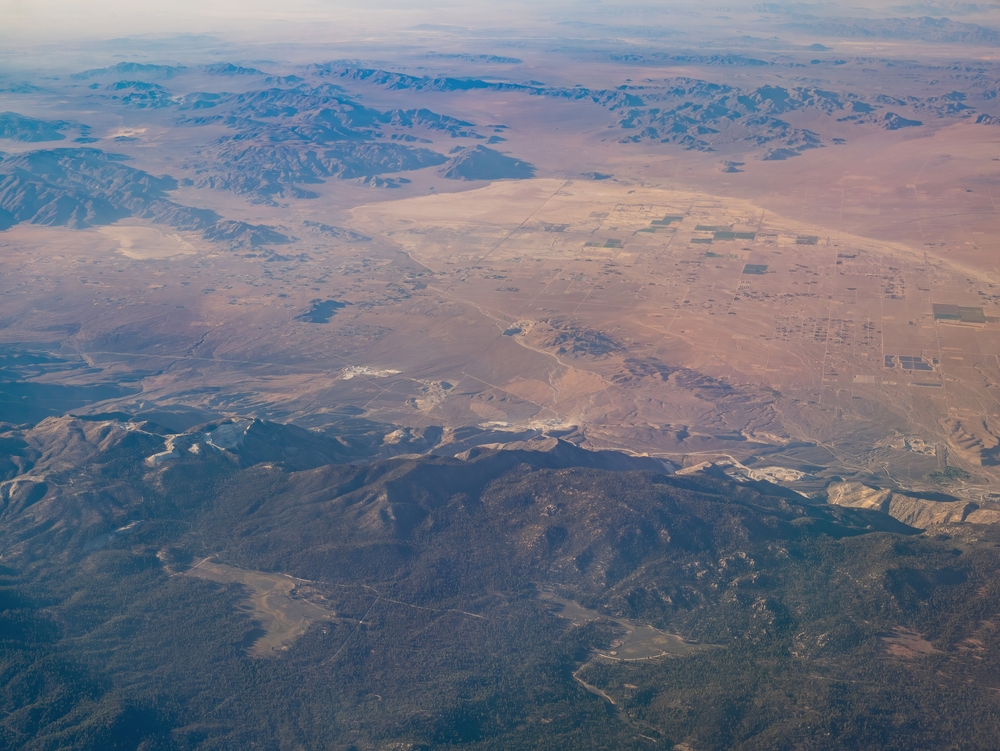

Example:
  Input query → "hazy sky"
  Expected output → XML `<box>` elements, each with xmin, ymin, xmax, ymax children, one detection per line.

<box><xmin>1</xmin><ymin>0</ymin><xmax>557</xmax><ymax>45</ymax></box>
<box><xmin>0</xmin><ymin>2</ymin><xmax>436</xmax><ymax>47</ymax></box>
<box><xmin>2</xmin><ymin>1</ymin><xmax>986</xmax><ymax>56</ymax></box>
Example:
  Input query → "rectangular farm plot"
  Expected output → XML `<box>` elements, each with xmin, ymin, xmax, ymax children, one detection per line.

<box><xmin>743</xmin><ymin>264</ymin><xmax>768</xmax><ymax>275</ymax></box>
<box><xmin>933</xmin><ymin>303</ymin><xmax>986</xmax><ymax>323</ymax></box>
<box><xmin>651</xmin><ymin>215</ymin><xmax>684</xmax><ymax>225</ymax></box>
<box><xmin>585</xmin><ymin>238</ymin><xmax>623</xmax><ymax>249</ymax></box>
<box><xmin>898</xmin><ymin>355</ymin><xmax>934</xmax><ymax>371</ymax></box>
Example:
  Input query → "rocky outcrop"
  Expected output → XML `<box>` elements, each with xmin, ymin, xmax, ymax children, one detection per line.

<box><xmin>942</xmin><ymin>417</ymin><xmax>1000</xmax><ymax>466</ymax></box>
<box><xmin>826</xmin><ymin>481</ymin><xmax>988</xmax><ymax>527</ymax></box>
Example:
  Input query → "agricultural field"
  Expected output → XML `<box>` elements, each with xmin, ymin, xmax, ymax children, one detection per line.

<box><xmin>347</xmin><ymin>177</ymin><xmax>1000</xmax><ymax>499</ymax></box>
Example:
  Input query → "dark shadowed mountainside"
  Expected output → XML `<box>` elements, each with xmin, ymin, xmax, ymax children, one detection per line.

<box><xmin>441</xmin><ymin>145</ymin><xmax>537</xmax><ymax>180</ymax></box>
<box><xmin>0</xmin><ymin>148</ymin><xmax>290</xmax><ymax>246</ymax></box>
<box><xmin>0</xmin><ymin>112</ymin><xmax>69</xmax><ymax>142</ymax></box>
<box><xmin>2</xmin><ymin>414</ymin><xmax>1000</xmax><ymax>749</ymax></box>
